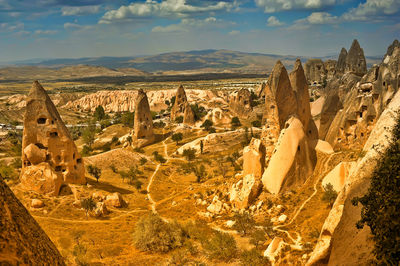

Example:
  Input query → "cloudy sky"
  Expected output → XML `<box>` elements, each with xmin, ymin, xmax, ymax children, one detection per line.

<box><xmin>0</xmin><ymin>0</ymin><xmax>399</xmax><ymax>62</ymax></box>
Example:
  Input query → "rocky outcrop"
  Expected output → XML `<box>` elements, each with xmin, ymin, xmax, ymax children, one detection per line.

<box><xmin>322</xmin><ymin>162</ymin><xmax>355</xmax><ymax>192</ymax></box>
<box><xmin>324</xmin><ymin>60</ymin><xmax>337</xmax><ymax>80</ymax></box>
<box><xmin>228</xmin><ymin>88</ymin><xmax>253</xmax><ymax>118</ymax></box>
<box><xmin>133</xmin><ymin>89</ymin><xmax>154</xmax><ymax>147</ymax></box>
<box><xmin>260</xmin><ymin>60</ymin><xmax>317</xmax><ymax>194</ymax></box>
<box><xmin>324</xmin><ymin>44</ymin><xmax>400</xmax><ymax>149</ymax></box>
<box><xmin>242</xmin><ymin>138</ymin><xmax>266</xmax><ymax>178</ymax></box>
<box><xmin>0</xmin><ymin>179</ymin><xmax>65</xmax><ymax>265</ymax></box>
<box><xmin>308</xmin><ymin>86</ymin><xmax>400</xmax><ymax>265</ymax></box>
<box><xmin>385</xmin><ymin>39</ymin><xmax>400</xmax><ymax>57</ymax></box>
<box><xmin>264</xmin><ymin>237</ymin><xmax>285</xmax><ymax>263</ymax></box>
<box><xmin>336</xmin><ymin>48</ymin><xmax>348</xmax><ymax>74</ymax></box>
<box><xmin>230</xmin><ymin>174</ymin><xmax>262</xmax><ymax>209</ymax></box>
<box><xmin>345</xmin><ymin>39</ymin><xmax>367</xmax><ymax>76</ymax></box>
<box><xmin>304</xmin><ymin>59</ymin><xmax>326</xmax><ymax>84</ymax></box>
<box><xmin>20</xmin><ymin>81</ymin><xmax>85</xmax><ymax>196</ymax></box>
<box><xmin>170</xmin><ymin>85</ymin><xmax>195</xmax><ymax>125</ymax></box>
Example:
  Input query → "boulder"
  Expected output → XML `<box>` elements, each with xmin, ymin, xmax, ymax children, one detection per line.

<box><xmin>0</xmin><ymin>179</ymin><xmax>65</xmax><ymax>265</ymax></box>
<box><xmin>23</xmin><ymin>144</ymin><xmax>46</xmax><ymax>165</ymax></box>
<box><xmin>20</xmin><ymin>163</ymin><xmax>63</xmax><ymax>196</ymax></box>
<box><xmin>207</xmin><ymin>195</ymin><xmax>223</xmax><ymax>214</ymax></box>
<box><xmin>230</xmin><ymin>174</ymin><xmax>263</xmax><ymax>209</ymax></box>
<box><xmin>322</xmin><ymin>162</ymin><xmax>355</xmax><ymax>192</ymax></box>
<box><xmin>133</xmin><ymin>89</ymin><xmax>154</xmax><ymax>147</ymax></box>
<box><xmin>314</xmin><ymin>139</ymin><xmax>334</xmax><ymax>154</ymax></box>
<box><xmin>21</xmin><ymin>81</ymin><xmax>85</xmax><ymax>196</ymax></box>
<box><xmin>31</xmin><ymin>199</ymin><xmax>44</xmax><ymax>208</ymax></box>
<box><xmin>242</xmin><ymin>138</ymin><xmax>266</xmax><ymax>178</ymax></box>
<box><xmin>278</xmin><ymin>214</ymin><xmax>287</xmax><ymax>223</ymax></box>
<box><xmin>262</xmin><ymin>117</ymin><xmax>316</xmax><ymax>194</ymax></box>
<box><xmin>105</xmin><ymin>192</ymin><xmax>125</xmax><ymax>208</ymax></box>
<box><xmin>93</xmin><ymin>202</ymin><xmax>109</xmax><ymax>217</ymax></box>
<box><xmin>264</xmin><ymin>237</ymin><xmax>285</xmax><ymax>262</ymax></box>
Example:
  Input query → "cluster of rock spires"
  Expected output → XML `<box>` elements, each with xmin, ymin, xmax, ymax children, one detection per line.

<box><xmin>170</xmin><ymin>85</ymin><xmax>195</xmax><ymax>125</ymax></box>
<box><xmin>20</xmin><ymin>81</ymin><xmax>86</xmax><ymax>196</ymax></box>
<box><xmin>228</xmin><ymin>88</ymin><xmax>253</xmax><ymax>118</ymax></box>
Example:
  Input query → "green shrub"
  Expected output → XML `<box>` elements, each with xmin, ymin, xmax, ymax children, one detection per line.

<box><xmin>133</xmin><ymin>213</ymin><xmax>187</xmax><ymax>253</ymax></box>
<box><xmin>231</xmin><ymin>117</ymin><xmax>241</xmax><ymax>128</ymax></box>
<box><xmin>121</xmin><ymin>112</ymin><xmax>135</xmax><ymax>127</ymax></box>
<box><xmin>200</xmin><ymin>119</ymin><xmax>213</xmax><ymax>131</ymax></box>
<box><xmin>171</xmin><ymin>132</ymin><xmax>183</xmax><ymax>144</ymax></box>
<box><xmin>322</xmin><ymin>183</ymin><xmax>338</xmax><ymax>207</ymax></box>
<box><xmin>152</xmin><ymin>151</ymin><xmax>166</xmax><ymax>163</ymax></box>
<box><xmin>153</xmin><ymin>121</ymin><xmax>166</xmax><ymax>128</ymax></box>
<box><xmin>87</xmin><ymin>165</ymin><xmax>101</xmax><ymax>182</ymax></box>
<box><xmin>175</xmin><ymin>116</ymin><xmax>184</xmax><ymax>123</ymax></box>
<box><xmin>202</xmin><ymin>231</ymin><xmax>237</xmax><ymax>261</ymax></box>
<box><xmin>94</xmin><ymin>105</ymin><xmax>106</xmax><ymax>121</ymax></box>
<box><xmin>352</xmin><ymin>111</ymin><xmax>400</xmax><ymax>264</ymax></box>
<box><xmin>233</xmin><ymin>212</ymin><xmax>256</xmax><ymax>236</ymax></box>
<box><xmin>251</xmin><ymin>120</ymin><xmax>262</xmax><ymax>128</ymax></box>
<box><xmin>182</xmin><ymin>148</ymin><xmax>196</xmax><ymax>161</ymax></box>
<box><xmin>81</xmin><ymin>145</ymin><xmax>92</xmax><ymax>157</ymax></box>
<box><xmin>240</xmin><ymin>248</ymin><xmax>270</xmax><ymax>266</ymax></box>
<box><xmin>80</xmin><ymin>197</ymin><xmax>96</xmax><ymax>218</ymax></box>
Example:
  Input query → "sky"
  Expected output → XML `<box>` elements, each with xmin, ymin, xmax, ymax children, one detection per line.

<box><xmin>0</xmin><ymin>0</ymin><xmax>399</xmax><ymax>62</ymax></box>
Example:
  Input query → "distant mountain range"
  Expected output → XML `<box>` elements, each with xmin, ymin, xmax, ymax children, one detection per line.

<box><xmin>0</xmin><ymin>49</ymin><xmax>383</xmax><ymax>81</ymax></box>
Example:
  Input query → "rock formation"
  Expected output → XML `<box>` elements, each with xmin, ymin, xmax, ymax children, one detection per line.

<box><xmin>304</xmin><ymin>59</ymin><xmax>326</xmax><ymax>84</ymax></box>
<box><xmin>322</xmin><ymin>162</ymin><xmax>355</xmax><ymax>192</ymax></box>
<box><xmin>324</xmin><ymin>59</ymin><xmax>337</xmax><ymax>80</ymax></box>
<box><xmin>229</xmin><ymin>174</ymin><xmax>262</xmax><ymax>209</ymax></box>
<box><xmin>228</xmin><ymin>88</ymin><xmax>253</xmax><ymax>118</ymax></box>
<box><xmin>242</xmin><ymin>138</ymin><xmax>266</xmax><ymax>178</ymax></box>
<box><xmin>133</xmin><ymin>89</ymin><xmax>155</xmax><ymax>147</ymax></box>
<box><xmin>345</xmin><ymin>39</ymin><xmax>367</xmax><ymax>76</ymax></box>
<box><xmin>0</xmin><ymin>178</ymin><xmax>65</xmax><ymax>265</ymax></box>
<box><xmin>336</xmin><ymin>48</ymin><xmax>348</xmax><ymax>74</ymax></box>
<box><xmin>20</xmin><ymin>81</ymin><xmax>85</xmax><ymax>196</ymax></box>
<box><xmin>324</xmin><ymin>43</ymin><xmax>400</xmax><ymax>149</ymax></box>
<box><xmin>170</xmin><ymin>85</ymin><xmax>195</xmax><ymax>125</ymax></box>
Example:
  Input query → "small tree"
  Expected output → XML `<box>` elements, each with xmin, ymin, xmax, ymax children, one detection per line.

<box><xmin>322</xmin><ymin>183</ymin><xmax>338</xmax><ymax>207</ymax></box>
<box><xmin>94</xmin><ymin>105</ymin><xmax>106</xmax><ymax>121</ymax></box>
<box><xmin>87</xmin><ymin>165</ymin><xmax>101</xmax><ymax>182</ymax></box>
<box><xmin>200</xmin><ymin>140</ymin><xmax>204</xmax><ymax>154</ymax></box>
<box><xmin>121</xmin><ymin>112</ymin><xmax>135</xmax><ymax>127</ymax></box>
<box><xmin>171</xmin><ymin>133</ymin><xmax>183</xmax><ymax>145</ymax></box>
<box><xmin>82</xmin><ymin>124</ymin><xmax>95</xmax><ymax>147</ymax></box>
<box><xmin>81</xmin><ymin>197</ymin><xmax>96</xmax><ymax>218</ymax></box>
<box><xmin>182</xmin><ymin>148</ymin><xmax>196</xmax><ymax>161</ymax></box>
<box><xmin>202</xmin><ymin>231</ymin><xmax>237</xmax><ymax>262</ymax></box>
<box><xmin>233</xmin><ymin>212</ymin><xmax>256</xmax><ymax>236</ymax></box>
<box><xmin>153</xmin><ymin>151</ymin><xmax>166</xmax><ymax>164</ymax></box>
<box><xmin>191</xmin><ymin>164</ymin><xmax>207</xmax><ymax>183</ymax></box>
<box><xmin>251</xmin><ymin>120</ymin><xmax>262</xmax><ymax>128</ymax></box>
<box><xmin>201</xmin><ymin>119</ymin><xmax>213</xmax><ymax>131</ymax></box>
<box><xmin>126</xmin><ymin>135</ymin><xmax>133</xmax><ymax>146</ymax></box>
<box><xmin>231</xmin><ymin>117</ymin><xmax>241</xmax><ymax>128</ymax></box>
<box><xmin>140</xmin><ymin>157</ymin><xmax>147</xmax><ymax>165</ymax></box>
<box><xmin>175</xmin><ymin>116</ymin><xmax>184</xmax><ymax>123</ymax></box>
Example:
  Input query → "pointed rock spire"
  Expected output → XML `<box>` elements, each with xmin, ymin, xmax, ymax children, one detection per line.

<box><xmin>336</xmin><ymin>47</ymin><xmax>348</xmax><ymax>73</ymax></box>
<box><xmin>21</xmin><ymin>81</ymin><xmax>86</xmax><ymax>196</ymax></box>
<box><xmin>133</xmin><ymin>89</ymin><xmax>154</xmax><ymax>147</ymax></box>
<box><xmin>171</xmin><ymin>85</ymin><xmax>194</xmax><ymax>125</ymax></box>
<box><xmin>345</xmin><ymin>39</ymin><xmax>367</xmax><ymax>76</ymax></box>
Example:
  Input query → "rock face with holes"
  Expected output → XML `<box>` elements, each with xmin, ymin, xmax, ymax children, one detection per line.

<box><xmin>304</xmin><ymin>59</ymin><xmax>326</xmax><ymax>84</ymax></box>
<box><xmin>133</xmin><ymin>89</ymin><xmax>155</xmax><ymax>147</ymax></box>
<box><xmin>20</xmin><ymin>81</ymin><xmax>85</xmax><ymax>196</ymax></box>
<box><xmin>261</xmin><ymin>60</ymin><xmax>317</xmax><ymax>194</ymax></box>
<box><xmin>170</xmin><ymin>85</ymin><xmax>195</xmax><ymax>125</ymax></box>
<box><xmin>228</xmin><ymin>88</ymin><xmax>253</xmax><ymax>118</ymax></box>
<box><xmin>324</xmin><ymin>42</ymin><xmax>400</xmax><ymax>149</ymax></box>
<box><xmin>0</xmin><ymin>178</ymin><xmax>65</xmax><ymax>265</ymax></box>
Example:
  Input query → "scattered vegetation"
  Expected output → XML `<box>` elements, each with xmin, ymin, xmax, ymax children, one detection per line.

<box><xmin>191</xmin><ymin>103</ymin><xmax>207</xmax><ymax>121</ymax></box>
<box><xmin>200</xmin><ymin>119</ymin><xmax>213</xmax><ymax>131</ymax></box>
<box><xmin>202</xmin><ymin>231</ymin><xmax>237</xmax><ymax>262</ymax></box>
<box><xmin>231</xmin><ymin>116</ymin><xmax>241</xmax><ymax>128</ymax></box>
<box><xmin>133</xmin><ymin>213</ymin><xmax>187</xmax><ymax>253</ymax></box>
<box><xmin>233</xmin><ymin>212</ymin><xmax>256</xmax><ymax>236</ymax></box>
<box><xmin>240</xmin><ymin>248</ymin><xmax>270</xmax><ymax>266</ymax></box>
<box><xmin>171</xmin><ymin>132</ymin><xmax>183</xmax><ymax>145</ymax></box>
<box><xmin>119</xmin><ymin>166</ymin><xmax>143</xmax><ymax>189</ymax></box>
<box><xmin>182</xmin><ymin>148</ymin><xmax>196</xmax><ymax>161</ymax></box>
<box><xmin>175</xmin><ymin>116</ymin><xmax>184</xmax><ymax>123</ymax></box>
<box><xmin>80</xmin><ymin>197</ymin><xmax>96</xmax><ymax>218</ymax></box>
<box><xmin>152</xmin><ymin>151</ymin><xmax>166</xmax><ymax>164</ymax></box>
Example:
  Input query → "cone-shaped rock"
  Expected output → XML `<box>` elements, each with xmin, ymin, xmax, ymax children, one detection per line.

<box><xmin>171</xmin><ymin>85</ymin><xmax>195</xmax><ymax>125</ymax></box>
<box><xmin>228</xmin><ymin>88</ymin><xmax>253</xmax><ymax>118</ymax></box>
<box><xmin>345</xmin><ymin>39</ymin><xmax>367</xmax><ymax>76</ymax></box>
<box><xmin>0</xmin><ymin>178</ymin><xmax>65</xmax><ymax>265</ymax></box>
<box><xmin>385</xmin><ymin>39</ymin><xmax>400</xmax><ymax>57</ymax></box>
<box><xmin>290</xmin><ymin>59</ymin><xmax>312</xmax><ymax>130</ymax></box>
<box><xmin>20</xmin><ymin>81</ymin><xmax>85</xmax><ymax>196</ymax></box>
<box><xmin>133</xmin><ymin>89</ymin><xmax>154</xmax><ymax>147</ymax></box>
<box><xmin>268</xmin><ymin>61</ymin><xmax>297</xmax><ymax>128</ymax></box>
<box><xmin>336</xmin><ymin>47</ymin><xmax>348</xmax><ymax>73</ymax></box>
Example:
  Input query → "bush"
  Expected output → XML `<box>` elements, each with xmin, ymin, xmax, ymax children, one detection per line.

<box><xmin>191</xmin><ymin>103</ymin><xmax>207</xmax><ymax>121</ymax></box>
<box><xmin>233</xmin><ymin>212</ymin><xmax>256</xmax><ymax>236</ymax></box>
<box><xmin>152</xmin><ymin>151</ymin><xmax>166</xmax><ymax>163</ymax></box>
<box><xmin>140</xmin><ymin>157</ymin><xmax>147</xmax><ymax>165</ymax></box>
<box><xmin>352</xmin><ymin>111</ymin><xmax>400</xmax><ymax>264</ymax></box>
<box><xmin>240</xmin><ymin>248</ymin><xmax>270</xmax><ymax>266</ymax></box>
<box><xmin>201</xmin><ymin>119</ymin><xmax>213</xmax><ymax>131</ymax></box>
<box><xmin>87</xmin><ymin>165</ymin><xmax>101</xmax><ymax>182</ymax></box>
<box><xmin>175</xmin><ymin>116</ymin><xmax>184</xmax><ymax>123</ymax></box>
<box><xmin>322</xmin><ymin>183</ymin><xmax>338</xmax><ymax>207</ymax></box>
<box><xmin>94</xmin><ymin>105</ymin><xmax>106</xmax><ymax>121</ymax></box>
<box><xmin>202</xmin><ymin>231</ymin><xmax>237</xmax><ymax>261</ymax></box>
<box><xmin>153</xmin><ymin>121</ymin><xmax>166</xmax><ymax>128</ymax></box>
<box><xmin>171</xmin><ymin>132</ymin><xmax>183</xmax><ymax>144</ymax></box>
<box><xmin>80</xmin><ymin>197</ymin><xmax>96</xmax><ymax>218</ymax></box>
<box><xmin>81</xmin><ymin>145</ymin><xmax>93</xmax><ymax>157</ymax></box>
<box><xmin>133</xmin><ymin>213</ymin><xmax>187</xmax><ymax>253</ymax></box>
<box><xmin>182</xmin><ymin>148</ymin><xmax>196</xmax><ymax>161</ymax></box>
<box><xmin>231</xmin><ymin>117</ymin><xmax>241</xmax><ymax>128</ymax></box>
<box><xmin>251</xmin><ymin>120</ymin><xmax>262</xmax><ymax>128</ymax></box>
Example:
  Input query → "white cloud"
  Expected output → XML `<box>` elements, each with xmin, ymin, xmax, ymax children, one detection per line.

<box><xmin>0</xmin><ymin>22</ymin><xmax>24</xmax><ymax>32</ymax></box>
<box><xmin>61</xmin><ymin>5</ymin><xmax>101</xmax><ymax>16</ymax></box>
<box><xmin>34</xmin><ymin>30</ymin><xmax>58</xmax><ymax>35</ymax></box>
<box><xmin>151</xmin><ymin>16</ymin><xmax>231</xmax><ymax>33</ymax></box>
<box><xmin>342</xmin><ymin>0</ymin><xmax>400</xmax><ymax>21</ymax></box>
<box><xmin>255</xmin><ymin>0</ymin><xmax>336</xmax><ymax>13</ymax></box>
<box><xmin>99</xmin><ymin>0</ymin><xmax>237</xmax><ymax>24</ymax></box>
<box><xmin>288</xmin><ymin>12</ymin><xmax>338</xmax><ymax>29</ymax></box>
<box><xmin>229</xmin><ymin>30</ymin><xmax>240</xmax><ymax>35</ymax></box>
<box><xmin>267</xmin><ymin>16</ymin><xmax>284</xmax><ymax>26</ymax></box>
